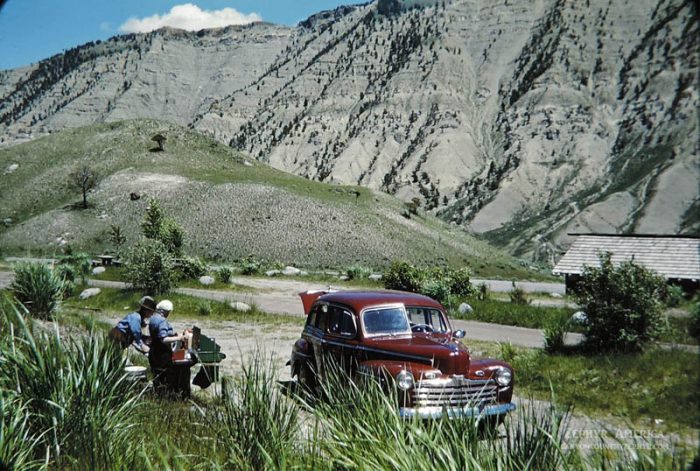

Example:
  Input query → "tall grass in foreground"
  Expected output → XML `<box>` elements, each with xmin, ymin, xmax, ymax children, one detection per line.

<box><xmin>0</xmin><ymin>393</ymin><xmax>41</xmax><ymax>470</ymax></box>
<box><xmin>0</xmin><ymin>300</ymin><xmax>145</xmax><ymax>469</ymax></box>
<box><xmin>208</xmin><ymin>351</ymin><xmax>302</xmax><ymax>470</ymax></box>
<box><xmin>311</xmin><ymin>365</ymin><xmax>572</xmax><ymax>470</ymax></box>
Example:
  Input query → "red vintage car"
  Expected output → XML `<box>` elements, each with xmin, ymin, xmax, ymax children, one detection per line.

<box><xmin>290</xmin><ymin>290</ymin><xmax>516</xmax><ymax>420</ymax></box>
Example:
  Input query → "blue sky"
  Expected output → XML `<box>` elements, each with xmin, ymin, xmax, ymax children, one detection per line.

<box><xmin>0</xmin><ymin>1</ymin><xmax>352</xmax><ymax>70</ymax></box>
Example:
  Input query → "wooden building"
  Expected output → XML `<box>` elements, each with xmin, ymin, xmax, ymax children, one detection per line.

<box><xmin>553</xmin><ymin>234</ymin><xmax>700</xmax><ymax>294</ymax></box>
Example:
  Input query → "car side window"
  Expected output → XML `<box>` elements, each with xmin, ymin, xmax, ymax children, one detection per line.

<box><xmin>313</xmin><ymin>304</ymin><xmax>328</xmax><ymax>331</ymax></box>
<box><xmin>308</xmin><ymin>304</ymin><xmax>319</xmax><ymax>327</ymax></box>
<box><xmin>407</xmin><ymin>307</ymin><xmax>448</xmax><ymax>332</ymax></box>
<box><xmin>326</xmin><ymin>305</ymin><xmax>356</xmax><ymax>337</ymax></box>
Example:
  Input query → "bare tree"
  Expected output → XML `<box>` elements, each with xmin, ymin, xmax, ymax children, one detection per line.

<box><xmin>70</xmin><ymin>166</ymin><xmax>99</xmax><ymax>209</ymax></box>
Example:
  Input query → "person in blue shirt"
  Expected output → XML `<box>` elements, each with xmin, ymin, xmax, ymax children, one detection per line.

<box><xmin>148</xmin><ymin>299</ymin><xmax>193</xmax><ymax>398</ymax></box>
<box><xmin>108</xmin><ymin>296</ymin><xmax>156</xmax><ymax>353</ymax></box>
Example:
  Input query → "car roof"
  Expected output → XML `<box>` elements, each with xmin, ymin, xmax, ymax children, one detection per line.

<box><xmin>317</xmin><ymin>290</ymin><xmax>444</xmax><ymax>312</ymax></box>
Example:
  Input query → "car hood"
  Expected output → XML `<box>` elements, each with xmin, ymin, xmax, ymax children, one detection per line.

<box><xmin>362</xmin><ymin>335</ymin><xmax>469</xmax><ymax>375</ymax></box>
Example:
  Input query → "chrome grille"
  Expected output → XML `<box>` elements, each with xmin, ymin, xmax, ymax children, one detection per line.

<box><xmin>412</xmin><ymin>378</ymin><xmax>498</xmax><ymax>408</ymax></box>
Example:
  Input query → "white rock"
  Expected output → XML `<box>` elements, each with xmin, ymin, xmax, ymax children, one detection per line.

<box><xmin>230</xmin><ymin>301</ymin><xmax>251</xmax><ymax>312</ymax></box>
<box><xmin>79</xmin><ymin>288</ymin><xmax>101</xmax><ymax>299</ymax></box>
<box><xmin>92</xmin><ymin>266</ymin><xmax>106</xmax><ymax>275</ymax></box>
<box><xmin>243</xmin><ymin>161</ymin><xmax>253</xmax><ymax>167</ymax></box>
<box><xmin>4</xmin><ymin>163</ymin><xmax>18</xmax><ymax>174</ymax></box>
<box><xmin>338</xmin><ymin>275</ymin><xmax>349</xmax><ymax>281</ymax></box>
<box><xmin>282</xmin><ymin>266</ymin><xmax>301</xmax><ymax>276</ymax></box>
<box><xmin>265</xmin><ymin>270</ymin><xmax>280</xmax><ymax>277</ymax></box>
<box><xmin>571</xmin><ymin>311</ymin><xmax>588</xmax><ymax>324</ymax></box>
<box><xmin>550</xmin><ymin>292</ymin><xmax>563</xmax><ymax>298</ymax></box>
<box><xmin>458</xmin><ymin>303</ymin><xmax>473</xmax><ymax>315</ymax></box>
<box><xmin>199</xmin><ymin>275</ymin><xmax>215</xmax><ymax>285</ymax></box>
<box><xmin>300</xmin><ymin>271</ymin><xmax>309</xmax><ymax>276</ymax></box>
<box><xmin>368</xmin><ymin>274</ymin><xmax>383</xmax><ymax>281</ymax></box>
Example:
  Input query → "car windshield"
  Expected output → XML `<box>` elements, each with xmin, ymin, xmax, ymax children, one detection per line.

<box><xmin>362</xmin><ymin>306</ymin><xmax>411</xmax><ymax>336</ymax></box>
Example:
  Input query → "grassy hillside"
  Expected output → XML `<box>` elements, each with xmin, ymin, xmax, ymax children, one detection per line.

<box><xmin>0</xmin><ymin>120</ymin><xmax>529</xmax><ymax>276</ymax></box>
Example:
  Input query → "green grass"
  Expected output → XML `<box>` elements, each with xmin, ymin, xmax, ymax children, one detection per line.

<box><xmin>62</xmin><ymin>287</ymin><xmax>302</xmax><ymax>326</ymax></box>
<box><xmin>505</xmin><ymin>345</ymin><xmax>700</xmax><ymax>431</ymax></box>
<box><xmin>450</xmin><ymin>297</ymin><xmax>578</xmax><ymax>331</ymax></box>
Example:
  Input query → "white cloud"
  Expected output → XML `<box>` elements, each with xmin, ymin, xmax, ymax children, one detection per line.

<box><xmin>119</xmin><ymin>3</ymin><xmax>261</xmax><ymax>33</ymax></box>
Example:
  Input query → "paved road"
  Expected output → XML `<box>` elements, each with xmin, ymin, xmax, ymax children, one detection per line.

<box><xmin>471</xmin><ymin>278</ymin><xmax>566</xmax><ymax>295</ymax></box>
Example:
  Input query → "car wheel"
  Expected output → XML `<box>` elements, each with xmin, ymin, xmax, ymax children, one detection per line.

<box><xmin>478</xmin><ymin>415</ymin><xmax>504</xmax><ymax>438</ymax></box>
<box><xmin>298</xmin><ymin>361</ymin><xmax>317</xmax><ymax>394</ymax></box>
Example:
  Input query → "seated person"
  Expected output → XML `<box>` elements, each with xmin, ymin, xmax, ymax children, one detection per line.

<box><xmin>108</xmin><ymin>296</ymin><xmax>156</xmax><ymax>353</ymax></box>
<box><xmin>148</xmin><ymin>300</ymin><xmax>192</xmax><ymax>398</ymax></box>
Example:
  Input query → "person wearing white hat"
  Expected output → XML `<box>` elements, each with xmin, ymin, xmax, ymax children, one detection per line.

<box><xmin>148</xmin><ymin>300</ymin><xmax>192</xmax><ymax>397</ymax></box>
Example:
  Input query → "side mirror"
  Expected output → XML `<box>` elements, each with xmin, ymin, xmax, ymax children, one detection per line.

<box><xmin>452</xmin><ymin>329</ymin><xmax>465</xmax><ymax>339</ymax></box>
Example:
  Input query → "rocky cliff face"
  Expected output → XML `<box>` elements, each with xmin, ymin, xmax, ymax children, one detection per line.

<box><xmin>1</xmin><ymin>0</ymin><xmax>697</xmax><ymax>260</ymax></box>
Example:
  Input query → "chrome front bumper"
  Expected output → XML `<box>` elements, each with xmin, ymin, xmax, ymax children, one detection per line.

<box><xmin>399</xmin><ymin>402</ymin><xmax>516</xmax><ymax>419</ymax></box>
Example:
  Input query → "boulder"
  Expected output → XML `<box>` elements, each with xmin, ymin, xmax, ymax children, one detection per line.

<box><xmin>550</xmin><ymin>292</ymin><xmax>563</xmax><ymax>298</ymax></box>
<box><xmin>368</xmin><ymin>274</ymin><xmax>383</xmax><ymax>281</ymax></box>
<box><xmin>458</xmin><ymin>303</ymin><xmax>473</xmax><ymax>315</ymax></box>
<box><xmin>265</xmin><ymin>270</ymin><xmax>281</xmax><ymax>277</ymax></box>
<box><xmin>230</xmin><ymin>301</ymin><xmax>251</xmax><ymax>312</ymax></box>
<box><xmin>199</xmin><ymin>276</ymin><xmax>215</xmax><ymax>286</ymax></box>
<box><xmin>282</xmin><ymin>266</ymin><xmax>301</xmax><ymax>276</ymax></box>
<box><xmin>92</xmin><ymin>266</ymin><xmax>106</xmax><ymax>275</ymax></box>
<box><xmin>338</xmin><ymin>275</ymin><xmax>349</xmax><ymax>281</ymax></box>
<box><xmin>571</xmin><ymin>311</ymin><xmax>588</xmax><ymax>324</ymax></box>
<box><xmin>79</xmin><ymin>288</ymin><xmax>101</xmax><ymax>299</ymax></box>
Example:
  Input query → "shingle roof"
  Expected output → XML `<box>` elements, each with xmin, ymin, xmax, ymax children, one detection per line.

<box><xmin>553</xmin><ymin>234</ymin><xmax>700</xmax><ymax>280</ymax></box>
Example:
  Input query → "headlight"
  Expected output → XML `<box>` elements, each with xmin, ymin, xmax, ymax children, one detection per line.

<box><xmin>396</xmin><ymin>370</ymin><xmax>415</xmax><ymax>391</ymax></box>
<box><xmin>495</xmin><ymin>367</ymin><xmax>512</xmax><ymax>387</ymax></box>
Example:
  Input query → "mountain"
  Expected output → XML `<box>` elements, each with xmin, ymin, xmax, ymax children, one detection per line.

<box><xmin>1</xmin><ymin>0</ymin><xmax>697</xmax><ymax>262</ymax></box>
<box><xmin>0</xmin><ymin>119</ymin><xmax>528</xmax><ymax>276</ymax></box>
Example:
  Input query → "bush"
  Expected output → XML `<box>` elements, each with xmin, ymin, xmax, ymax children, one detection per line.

<box><xmin>543</xmin><ymin>316</ymin><xmax>569</xmax><ymax>353</ymax></box>
<box><xmin>124</xmin><ymin>238</ymin><xmax>175</xmax><ymax>295</ymax></box>
<box><xmin>10</xmin><ymin>262</ymin><xmax>65</xmax><ymax>320</ymax></box>
<box><xmin>240</xmin><ymin>255</ymin><xmax>262</xmax><ymax>276</ymax></box>
<box><xmin>346</xmin><ymin>265</ymin><xmax>371</xmax><ymax>280</ymax></box>
<box><xmin>476</xmin><ymin>283</ymin><xmax>489</xmax><ymax>301</ymax></box>
<box><xmin>54</xmin><ymin>264</ymin><xmax>78</xmax><ymax>298</ymax></box>
<box><xmin>508</xmin><ymin>282</ymin><xmax>529</xmax><ymax>305</ymax></box>
<box><xmin>663</xmin><ymin>284</ymin><xmax>685</xmax><ymax>307</ymax></box>
<box><xmin>176</xmin><ymin>256</ymin><xmax>207</xmax><ymax>280</ymax></box>
<box><xmin>141</xmin><ymin>198</ymin><xmax>184</xmax><ymax>255</ymax></box>
<box><xmin>56</xmin><ymin>249</ymin><xmax>92</xmax><ymax>283</ymax></box>
<box><xmin>420</xmin><ymin>278</ymin><xmax>451</xmax><ymax>304</ymax></box>
<box><xmin>218</xmin><ymin>266</ymin><xmax>233</xmax><ymax>284</ymax></box>
<box><xmin>383</xmin><ymin>260</ymin><xmax>425</xmax><ymax>293</ymax></box>
<box><xmin>197</xmin><ymin>302</ymin><xmax>212</xmax><ymax>316</ymax></box>
<box><xmin>689</xmin><ymin>302</ymin><xmax>700</xmax><ymax>342</ymax></box>
<box><xmin>449</xmin><ymin>267</ymin><xmax>474</xmax><ymax>297</ymax></box>
<box><xmin>573</xmin><ymin>253</ymin><xmax>666</xmax><ymax>353</ymax></box>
